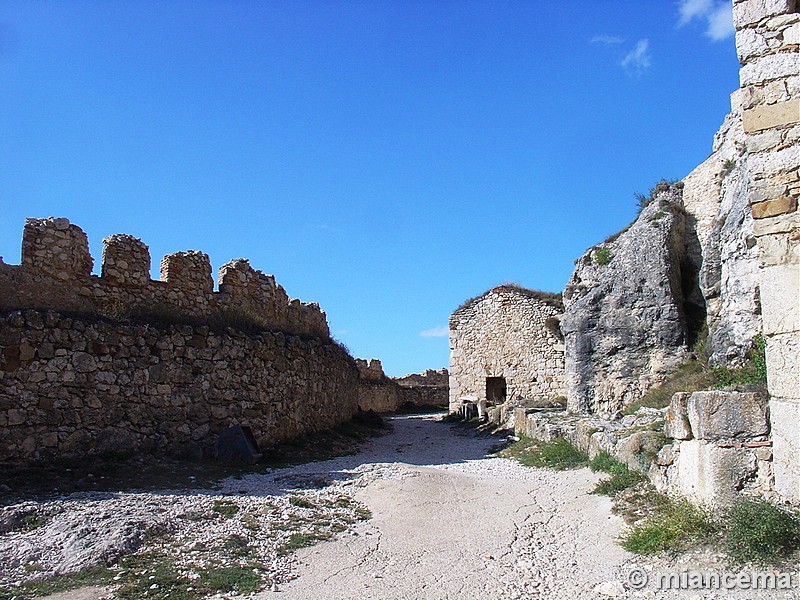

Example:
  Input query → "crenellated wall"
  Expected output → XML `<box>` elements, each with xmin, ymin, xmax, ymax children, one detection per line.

<box><xmin>0</xmin><ymin>217</ymin><xmax>357</xmax><ymax>465</ymax></box>
<box><xmin>733</xmin><ymin>0</ymin><xmax>800</xmax><ymax>501</ymax></box>
<box><xmin>1</xmin><ymin>218</ymin><xmax>329</xmax><ymax>339</ymax></box>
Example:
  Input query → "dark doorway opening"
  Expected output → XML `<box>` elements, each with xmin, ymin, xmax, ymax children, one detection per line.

<box><xmin>486</xmin><ymin>377</ymin><xmax>507</xmax><ymax>405</ymax></box>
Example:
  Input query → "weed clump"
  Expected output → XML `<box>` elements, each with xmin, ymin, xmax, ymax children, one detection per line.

<box><xmin>724</xmin><ymin>500</ymin><xmax>800</xmax><ymax>565</ymax></box>
<box><xmin>621</xmin><ymin>499</ymin><xmax>718</xmax><ymax>555</ymax></box>
<box><xmin>594</xmin><ymin>247</ymin><xmax>613</xmax><ymax>266</ymax></box>
<box><xmin>623</xmin><ymin>332</ymin><xmax>767</xmax><ymax>415</ymax></box>
<box><xmin>500</xmin><ymin>436</ymin><xmax>588</xmax><ymax>471</ymax></box>
<box><xmin>589</xmin><ymin>452</ymin><xmax>646</xmax><ymax>496</ymax></box>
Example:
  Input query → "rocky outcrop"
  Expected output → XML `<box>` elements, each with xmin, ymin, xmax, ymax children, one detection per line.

<box><xmin>683</xmin><ymin>109</ymin><xmax>762</xmax><ymax>368</ymax></box>
<box><xmin>561</xmin><ymin>185</ymin><xmax>698</xmax><ymax>415</ymax></box>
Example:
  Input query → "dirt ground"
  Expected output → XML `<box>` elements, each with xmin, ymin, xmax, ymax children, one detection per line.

<box><xmin>21</xmin><ymin>413</ymin><xmax>800</xmax><ymax>600</ymax></box>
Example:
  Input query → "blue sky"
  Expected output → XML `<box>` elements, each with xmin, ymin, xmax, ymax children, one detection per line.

<box><xmin>1</xmin><ymin>1</ymin><xmax>740</xmax><ymax>376</ymax></box>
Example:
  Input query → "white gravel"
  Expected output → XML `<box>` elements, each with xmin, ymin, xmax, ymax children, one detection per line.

<box><xmin>2</xmin><ymin>413</ymin><xmax>798</xmax><ymax>599</ymax></box>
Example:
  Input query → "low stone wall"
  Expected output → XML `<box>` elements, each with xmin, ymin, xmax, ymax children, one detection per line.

<box><xmin>515</xmin><ymin>388</ymin><xmax>775</xmax><ymax>508</ymax></box>
<box><xmin>356</xmin><ymin>360</ymin><xmax>448</xmax><ymax>413</ymax></box>
<box><xmin>653</xmin><ymin>390</ymin><xmax>773</xmax><ymax>507</ymax></box>
<box><xmin>0</xmin><ymin>310</ymin><xmax>360</xmax><ymax>465</ymax></box>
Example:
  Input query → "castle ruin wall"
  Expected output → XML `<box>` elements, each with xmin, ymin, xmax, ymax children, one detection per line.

<box><xmin>0</xmin><ymin>310</ymin><xmax>359</xmax><ymax>464</ymax></box>
<box><xmin>1</xmin><ymin>217</ymin><xmax>328</xmax><ymax>339</ymax></box>
<box><xmin>0</xmin><ymin>218</ymin><xmax>357</xmax><ymax>465</ymax></box>
<box><xmin>732</xmin><ymin>0</ymin><xmax>800</xmax><ymax>501</ymax></box>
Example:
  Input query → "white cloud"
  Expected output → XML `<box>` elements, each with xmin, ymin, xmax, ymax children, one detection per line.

<box><xmin>678</xmin><ymin>0</ymin><xmax>714</xmax><ymax>25</ymax></box>
<box><xmin>590</xmin><ymin>35</ymin><xmax>625</xmax><ymax>46</ymax></box>
<box><xmin>621</xmin><ymin>39</ymin><xmax>652</xmax><ymax>74</ymax></box>
<box><xmin>677</xmin><ymin>0</ymin><xmax>734</xmax><ymax>41</ymax></box>
<box><xmin>705</xmin><ymin>3</ymin><xmax>735</xmax><ymax>40</ymax></box>
<box><xmin>420</xmin><ymin>326</ymin><xmax>449</xmax><ymax>338</ymax></box>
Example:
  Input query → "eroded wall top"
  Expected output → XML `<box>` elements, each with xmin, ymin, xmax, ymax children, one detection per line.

<box><xmin>0</xmin><ymin>217</ymin><xmax>329</xmax><ymax>339</ymax></box>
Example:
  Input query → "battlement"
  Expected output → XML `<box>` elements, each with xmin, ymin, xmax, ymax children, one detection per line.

<box><xmin>1</xmin><ymin>217</ymin><xmax>330</xmax><ymax>339</ymax></box>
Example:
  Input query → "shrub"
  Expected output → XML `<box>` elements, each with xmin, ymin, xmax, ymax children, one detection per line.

<box><xmin>635</xmin><ymin>192</ymin><xmax>652</xmax><ymax>215</ymax></box>
<box><xmin>710</xmin><ymin>334</ymin><xmax>767</xmax><ymax>388</ymax></box>
<box><xmin>621</xmin><ymin>499</ymin><xmax>718</xmax><ymax>555</ymax></box>
<box><xmin>724</xmin><ymin>500</ymin><xmax>800</xmax><ymax>564</ymax></box>
<box><xmin>594</xmin><ymin>247</ymin><xmax>613</xmax><ymax>266</ymax></box>
<box><xmin>634</xmin><ymin>178</ymin><xmax>679</xmax><ymax>215</ymax></box>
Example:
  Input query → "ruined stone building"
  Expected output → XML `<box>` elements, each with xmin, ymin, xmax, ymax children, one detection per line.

<box><xmin>448</xmin><ymin>285</ymin><xmax>566</xmax><ymax>421</ymax></box>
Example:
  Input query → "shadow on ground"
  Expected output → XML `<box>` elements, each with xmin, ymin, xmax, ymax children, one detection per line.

<box><xmin>0</xmin><ymin>413</ymin><xmax>510</xmax><ymax>505</ymax></box>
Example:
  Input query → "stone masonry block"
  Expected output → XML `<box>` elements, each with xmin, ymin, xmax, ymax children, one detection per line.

<box><xmin>785</xmin><ymin>21</ymin><xmax>800</xmax><ymax>44</ymax></box>
<box><xmin>749</xmin><ymin>180</ymin><xmax>788</xmax><ymax>203</ymax></box>
<box><xmin>743</xmin><ymin>98</ymin><xmax>800</xmax><ymax>132</ymax></box>
<box><xmin>674</xmin><ymin>439</ymin><xmax>758</xmax><ymax>508</ymax></box>
<box><xmin>748</xmin><ymin>145</ymin><xmax>800</xmax><ymax>178</ymax></box>
<box><xmin>734</xmin><ymin>0</ymin><xmax>796</xmax><ymax>28</ymax></box>
<box><xmin>687</xmin><ymin>391</ymin><xmax>770</xmax><ymax>441</ymax></box>
<box><xmin>765</xmin><ymin>332</ymin><xmax>800</xmax><ymax>400</ymax></box>
<box><xmin>752</xmin><ymin>197</ymin><xmax>798</xmax><ymax>218</ymax></box>
<box><xmin>740</xmin><ymin>53</ymin><xmax>800</xmax><ymax>87</ymax></box>
<box><xmin>745</xmin><ymin>128</ymin><xmax>784</xmax><ymax>153</ymax></box>
<box><xmin>735</xmin><ymin>26</ymin><xmax>770</xmax><ymax>62</ymax></box>
<box><xmin>665</xmin><ymin>392</ymin><xmax>693</xmax><ymax>440</ymax></box>
<box><xmin>771</xmin><ymin>399</ymin><xmax>800</xmax><ymax>500</ymax></box>
<box><xmin>756</xmin><ymin>230</ymin><xmax>800</xmax><ymax>266</ymax></box>
<box><xmin>759</xmin><ymin>262</ymin><xmax>800</xmax><ymax>335</ymax></box>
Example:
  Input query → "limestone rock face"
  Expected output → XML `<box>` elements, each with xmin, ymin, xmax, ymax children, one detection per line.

<box><xmin>561</xmin><ymin>185</ymin><xmax>695</xmax><ymax>415</ymax></box>
<box><xmin>683</xmin><ymin>108</ymin><xmax>762</xmax><ymax>367</ymax></box>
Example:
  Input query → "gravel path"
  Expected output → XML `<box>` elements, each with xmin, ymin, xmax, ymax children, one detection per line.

<box><xmin>4</xmin><ymin>413</ymin><xmax>798</xmax><ymax>599</ymax></box>
<box><xmin>259</xmin><ymin>413</ymin><xmax>633</xmax><ymax>600</ymax></box>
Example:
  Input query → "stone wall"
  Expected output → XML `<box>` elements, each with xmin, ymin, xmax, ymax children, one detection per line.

<box><xmin>0</xmin><ymin>218</ymin><xmax>329</xmax><ymax>339</ymax></box>
<box><xmin>0</xmin><ymin>217</ymin><xmax>360</xmax><ymax>465</ymax></box>
<box><xmin>0</xmin><ymin>310</ymin><xmax>359</xmax><ymax>465</ymax></box>
<box><xmin>652</xmin><ymin>390</ymin><xmax>773</xmax><ymax>507</ymax></box>
<box><xmin>514</xmin><ymin>389</ymin><xmax>774</xmax><ymax>508</ymax></box>
<box><xmin>448</xmin><ymin>285</ymin><xmax>566</xmax><ymax>421</ymax></box>
<box><xmin>356</xmin><ymin>359</ymin><xmax>449</xmax><ymax>413</ymax></box>
<box><xmin>732</xmin><ymin>0</ymin><xmax>800</xmax><ymax>501</ymax></box>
